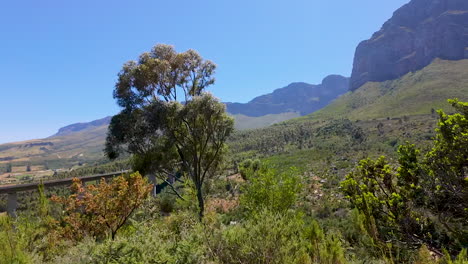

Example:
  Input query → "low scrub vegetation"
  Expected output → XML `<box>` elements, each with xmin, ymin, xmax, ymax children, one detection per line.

<box><xmin>1</xmin><ymin>42</ymin><xmax>467</xmax><ymax>264</ymax></box>
<box><xmin>2</xmin><ymin>99</ymin><xmax>467</xmax><ymax>263</ymax></box>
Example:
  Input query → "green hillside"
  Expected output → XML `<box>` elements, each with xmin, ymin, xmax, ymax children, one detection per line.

<box><xmin>300</xmin><ymin>59</ymin><xmax>468</xmax><ymax>121</ymax></box>
<box><xmin>229</xmin><ymin>59</ymin><xmax>468</xmax><ymax>176</ymax></box>
<box><xmin>232</xmin><ymin>112</ymin><xmax>300</xmax><ymax>130</ymax></box>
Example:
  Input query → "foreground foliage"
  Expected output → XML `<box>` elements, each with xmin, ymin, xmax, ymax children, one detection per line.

<box><xmin>51</xmin><ymin>172</ymin><xmax>152</xmax><ymax>241</ymax></box>
<box><xmin>2</xmin><ymin>90</ymin><xmax>467</xmax><ymax>264</ymax></box>
<box><xmin>342</xmin><ymin>99</ymin><xmax>468</xmax><ymax>260</ymax></box>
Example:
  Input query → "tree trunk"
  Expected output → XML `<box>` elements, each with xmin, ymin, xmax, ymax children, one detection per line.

<box><xmin>196</xmin><ymin>185</ymin><xmax>204</xmax><ymax>220</ymax></box>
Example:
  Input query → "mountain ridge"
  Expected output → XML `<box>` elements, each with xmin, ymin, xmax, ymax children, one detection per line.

<box><xmin>52</xmin><ymin>116</ymin><xmax>112</xmax><ymax>137</ymax></box>
<box><xmin>225</xmin><ymin>75</ymin><xmax>349</xmax><ymax>117</ymax></box>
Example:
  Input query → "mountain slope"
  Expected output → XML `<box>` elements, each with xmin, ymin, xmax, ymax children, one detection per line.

<box><xmin>52</xmin><ymin>116</ymin><xmax>111</xmax><ymax>137</ymax></box>
<box><xmin>351</xmin><ymin>0</ymin><xmax>468</xmax><ymax>91</ymax></box>
<box><xmin>232</xmin><ymin>112</ymin><xmax>301</xmax><ymax>130</ymax></box>
<box><xmin>0</xmin><ymin>119</ymin><xmax>110</xmax><ymax>169</ymax></box>
<box><xmin>226</xmin><ymin>75</ymin><xmax>349</xmax><ymax>117</ymax></box>
<box><xmin>301</xmin><ymin>59</ymin><xmax>468</xmax><ymax>121</ymax></box>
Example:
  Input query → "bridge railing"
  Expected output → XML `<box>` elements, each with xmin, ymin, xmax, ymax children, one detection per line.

<box><xmin>0</xmin><ymin>171</ymin><xmax>129</xmax><ymax>217</ymax></box>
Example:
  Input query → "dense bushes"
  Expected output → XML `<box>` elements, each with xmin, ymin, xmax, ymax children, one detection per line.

<box><xmin>209</xmin><ymin>210</ymin><xmax>346</xmax><ymax>264</ymax></box>
<box><xmin>50</xmin><ymin>213</ymin><xmax>207</xmax><ymax>264</ymax></box>
<box><xmin>48</xmin><ymin>170</ymin><xmax>345</xmax><ymax>264</ymax></box>
<box><xmin>238</xmin><ymin>158</ymin><xmax>261</xmax><ymax>180</ymax></box>
<box><xmin>342</xmin><ymin>99</ymin><xmax>468</xmax><ymax>261</ymax></box>
<box><xmin>2</xmin><ymin>100</ymin><xmax>467</xmax><ymax>263</ymax></box>
<box><xmin>0</xmin><ymin>185</ymin><xmax>57</xmax><ymax>263</ymax></box>
<box><xmin>240</xmin><ymin>165</ymin><xmax>302</xmax><ymax>214</ymax></box>
<box><xmin>228</xmin><ymin>119</ymin><xmax>366</xmax><ymax>157</ymax></box>
<box><xmin>0</xmin><ymin>214</ymin><xmax>40</xmax><ymax>264</ymax></box>
<box><xmin>51</xmin><ymin>172</ymin><xmax>152</xmax><ymax>241</ymax></box>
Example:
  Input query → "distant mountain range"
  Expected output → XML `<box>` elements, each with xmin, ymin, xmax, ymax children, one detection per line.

<box><xmin>225</xmin><ymin>74</ymin><xmax>349</xmax><ymax>130</ymax></box>
<box><xmin>46</xmin><ymin>74</ymin><xmax>349</xmax><ymax>137</ymax></box>
<box><xmin>225</xmin><ymin>75</ymin><xmax>349</xmax><ymax>117</ymax></box>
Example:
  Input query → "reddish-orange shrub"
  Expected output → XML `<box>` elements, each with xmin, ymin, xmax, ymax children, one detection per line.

<box><xmin>51</xmin><ymin>172</ymin><xmax>152</xmax><ymax>241</ymax></box>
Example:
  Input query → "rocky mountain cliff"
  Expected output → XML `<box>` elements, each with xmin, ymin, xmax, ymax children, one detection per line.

<box><xmin>226</xmin><ymin>75</ymin><xmax>349</xmax><ymax>117</ymax></box>
<box><xmin>350</xmin><ymin>0</ymin><xmax>468</xmax><ymax>91</ymax></box>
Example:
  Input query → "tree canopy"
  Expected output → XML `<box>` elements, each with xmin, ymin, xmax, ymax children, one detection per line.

<box><xmin>105</xmin><ymin>44</ymin><xmax>234</xmax><ymax>218</ymax></box>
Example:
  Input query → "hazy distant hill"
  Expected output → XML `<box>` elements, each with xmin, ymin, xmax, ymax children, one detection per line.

<box><xmin>0</xmin><ymin>119</ymin><xmax>110</xmax><ymax>169</ymax></box>
<box><xmin>226</xmin><ymin>75</ymin><xmax>349</xmax><ymax>117</ymax></box>
<box><xmin>52</xmin><ymin>116</ymin><xmax>111</xmax><ymax>137</ymax></box>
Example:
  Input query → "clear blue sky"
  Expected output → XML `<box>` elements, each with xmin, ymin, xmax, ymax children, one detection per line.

<box><xmin>0</xmin><ymin>0</ymin><xmax>409</xmax><ymax>143</ymax></box>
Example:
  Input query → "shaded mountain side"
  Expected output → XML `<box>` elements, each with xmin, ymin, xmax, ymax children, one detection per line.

<box><xmin>300</xmin><ymin>59</ymin><xmax>468</xmax><ymax>121</ymax></box>
<box><xmin>350</xmin><ymin>0</ymin><xmax>468</xmax><ymax>91</ymax></box>
<box><xmin>225</xmin><ymin>75</ymin><xmax>349</xmax><ymax>117</ymax></box>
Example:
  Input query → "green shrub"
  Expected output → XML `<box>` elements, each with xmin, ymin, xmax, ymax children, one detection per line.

<box><xmin>0</xmin><ymin>214</ymin><xmax>36</xmax><ymax>264</ymax></box>
<box><xmin>240</xmin><ymin>165</ymin><xmax>302</xmax><ymax>214</ymax></box>
<box><xmin>51</xmin><ymin>212</ymin><xmax>206</xmax><ymax>264</ymax></box>
<box><xmin>238</xmin><ymin>158</ymin><xmax>261</xmax><ymax>180</ymax></box>
<box><xmin>414</xmin><ymin>245</ymin><xmax>438</xmax><ymax>264</ymax></box>
<box><xmin>0</xmin><ymin>184</ymin><xmax>61</xmax><ymax>263</ymax></box>
<box><xmin>157</xmin><ymin>191</ymin><xmax>177</xmax><ymax>214</ymax></box>
<box><xmin>209</xmin><ymin>209</ymin><xmax>346</xmax><ymax>264</ymax></box>
<box><xmin>440</xmin><ymin>248</ymin><xmax>468</xmax><ymax>264</ymax></box>
<box><xmin>341</xmin><ymin>99</ymin><xmax>468</xmax><ymax>258</ymax></box>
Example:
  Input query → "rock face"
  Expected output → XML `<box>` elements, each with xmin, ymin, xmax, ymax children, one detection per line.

<box><xmin>350</xmin><ymin>0</ymin><xmax>468</xmax><ymax>91</ymax></box>
<box><xmin>225</xmin><ymin>75</ymin><xmax>349</xmax><ymax>117</ymax></box>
